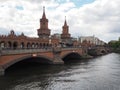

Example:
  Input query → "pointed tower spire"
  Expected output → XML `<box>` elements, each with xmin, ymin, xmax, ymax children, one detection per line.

<box><xmin>42</xmin><ymin>6</ymin><xmax>46</xmax><ymax>18</ymax></box>
<box><xmin>64</xmin><ymin>16</ymin><xmax>67</xmax><ymax>26</ymax></box>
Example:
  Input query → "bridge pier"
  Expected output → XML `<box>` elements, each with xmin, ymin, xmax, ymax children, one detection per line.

<box><xmin>52</xmin><ymin>47</ymin><xmax>64</xmax><ymax>64</ymax></box>
<box><xmin>53</xmin><ymin>54</ymin><xmax>64</xmax><ymax>64</ymax></box>
<box><xmin>0</xmin><ymin>67</ymin><xmax>5</xmax><ymax>76</ymax></box>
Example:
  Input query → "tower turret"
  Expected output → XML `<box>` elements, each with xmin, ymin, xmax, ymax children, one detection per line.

<box><xmin>37</xmin><ymin>7</ymin><xmax>50</xmax><ymax>39</ymax></box>
<box><xmin>61</xmin><ymin>16</ymin><xmax>71</xmax><ymax>40</ymax></box>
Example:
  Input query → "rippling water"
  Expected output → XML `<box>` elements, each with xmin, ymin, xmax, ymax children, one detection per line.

<box><xmin>0</xmin><ymin>53</ymin><xmax>120</xmax><ymax>90</ymax></box>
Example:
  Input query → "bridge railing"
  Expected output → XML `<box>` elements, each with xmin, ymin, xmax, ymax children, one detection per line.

<box><xmin>62</xmin><ymin>47</ymin><xmax>82</xmax><ymax>50</ymax></box>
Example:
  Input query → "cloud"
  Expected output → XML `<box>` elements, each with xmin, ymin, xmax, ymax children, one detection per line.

<box><xmin>0</xmin><ymin>0</ymin><xmax>120</xmax><ymax>42</ymax></box>
<box><xmin>67</xmin><ymin>0</ymin><xmax>120</xmax><ymax>42</ymax></box>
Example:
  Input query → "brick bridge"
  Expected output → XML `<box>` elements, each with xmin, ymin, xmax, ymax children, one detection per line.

<box><xmin>88</xmin><ymin>46</ymin><xmax>111</xmax><ymax>56</ymax></box>
<box><xmin>0</xmin><ymin>47</ymin><xmax>86</xmax><ymax>76</ymax></box>
<box><xmin>0</xmin><ymin>46</ymin><xmax>110</xmax><ymax>76</ymax></box>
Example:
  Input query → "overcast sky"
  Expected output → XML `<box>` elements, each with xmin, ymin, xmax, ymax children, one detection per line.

<box><xmin>0</xmin><ymin>0</ymin><xmax>120</xmax><ymax>42</ymax></box>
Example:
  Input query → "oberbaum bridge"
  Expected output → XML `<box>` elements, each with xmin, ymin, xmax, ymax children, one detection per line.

<box><xmin>0</xmin><ymin>7</ymin><xmax>110</xmax><ymax>76</ymax></box>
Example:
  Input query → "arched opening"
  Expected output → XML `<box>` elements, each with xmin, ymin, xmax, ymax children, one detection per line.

<box><xmin>8</xmin><ymin>41</ymin><xmax>12</xmax><ymax>49</ymax></box>
<box><xmin>39</xmin><ymin>43</ymin><xmax>42</xmax><ymax>48</ymax></box>
<box><xmin>46</xmin><ymin>43</ymin><xmax>49</xmax><ymax>47</ymax></box>
<box><xmin>101</xmin><ymin>50</ymin><xmax>106</xmax><ymax>54</ymax></box>
<box><xmin>0</xmin><ymin>41</ymin><xmax>5</xmax><ymax>49</ymax></box>
<box><xmin>13</xmin><ymin>42</ymin><xmax>18</xmax><ymax>49</ymax></box>
<box><xmin>32</xmin><ymin>43</ymin><xmax>35</xmax><ymax>48</ymax></box>
<box><xmin>5</xmin><ymin>56</ymin><xmax>53</xmax><ymax>75</ymax></box>
<box><xmin>20</xmin><ymin>42</ymin><xmax>24</xmax><ymax>49</ymax></box>
<box><xmin>27</xmin><ymin>42</ymin><xmax>31</xmax><ymax>49</ymax></box>
<box><xmin>35</xmin><ymin>43</ymin><xmax>38</xmax><ymax>48</ymax></box>
<box><xmin>43</xmin><ymin>43</ymin><xmax>45</xmax><ymax>48</ymax></box>
<box><xmin>62</xmin><ymin>52</ymin><xmax>82</xmax><ymax>62</ymax></box>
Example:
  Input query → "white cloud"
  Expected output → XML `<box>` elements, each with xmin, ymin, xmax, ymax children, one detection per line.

<box><xmin>0</xmin><ymin>0</ymin><xmax>120</xmax><ymax>42</ymax></box>
<box><xmin>67</xmin><ymin>0</ymin><xmax>120</xmax><ymax>42</ymax></box>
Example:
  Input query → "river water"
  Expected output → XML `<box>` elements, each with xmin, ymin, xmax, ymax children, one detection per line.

<box><xmin>0</xmin><ymin>53</ymin><xmax>120</xmax><ymax>90</ymax></box>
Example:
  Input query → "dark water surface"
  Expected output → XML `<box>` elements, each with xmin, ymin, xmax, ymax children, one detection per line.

<box><xmin>0</xmin><ymin>53</ymin><xmax>120</xmax><ymax>90</ymax></box>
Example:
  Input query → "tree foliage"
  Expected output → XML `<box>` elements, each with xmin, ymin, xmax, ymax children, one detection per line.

<box><xmin>108</xmin><ymin>39</ymin><xmax>120</xmax><ymax>49</ymax></box>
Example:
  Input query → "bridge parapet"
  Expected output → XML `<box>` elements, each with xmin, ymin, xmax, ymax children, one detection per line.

<box><xmin>1</xmin><ymin>47</ymin><xmax>82</xmax><ymax>55</ymax></box>
<box><xmin>52</xmin><ymin>47</ymin><xmax>61</xmax><ymax>54</ymax></box>
<box><xmin>1</xmin><ymin>48</ymin><xmax>52</xmax><ymax>55</ymax></box>
<box><xmin>62</xmin><ymin>47</ymin><xmax>81</xmax><ymax>50</ymax></box>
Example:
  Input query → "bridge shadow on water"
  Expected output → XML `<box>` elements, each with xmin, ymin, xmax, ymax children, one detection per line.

<box><xmin>5</xmin><ymin>57</ymin><xmax>55</xmax><ymax>76</ymax></box>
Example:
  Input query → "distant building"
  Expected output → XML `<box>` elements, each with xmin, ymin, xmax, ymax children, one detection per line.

<box><xmin>51</xmin><ymin>33</ymin><xmax>61</xmax><ymax>40</ymax></box>
<box><xmin>79</xmin><ymin>36</ymin><xmax>106</xmax><ymax>46</ymax></box>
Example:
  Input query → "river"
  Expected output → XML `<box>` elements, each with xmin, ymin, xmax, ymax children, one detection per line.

<box><xmin>0</xmin><ymin>53</ymin><xmax>120</xmax><ymax>90</ymax></box>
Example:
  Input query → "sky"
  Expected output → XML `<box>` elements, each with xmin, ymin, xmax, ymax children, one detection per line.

<box><xmin>0</xmin><ymin>0</ymin><xmax>120</xmax><ymax>42</ymax></box>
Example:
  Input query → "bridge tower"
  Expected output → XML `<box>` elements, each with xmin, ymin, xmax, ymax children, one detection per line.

<box><xmin>61</xmin><ymin>17</ymin><xmax>71</xmax><ymax>46</ymax></box>
<box><xmin>37</xmin><ymin>7</ymin><xmax>51</xmax><ymax>39</ymax></box>
<box><xmin>61</xmin><ymin>16</ymin><xmax>71</xmax><ymax>40</ymax></box>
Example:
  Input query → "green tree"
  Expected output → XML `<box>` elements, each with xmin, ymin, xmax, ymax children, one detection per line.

<box><xmin>108</xmin><ymin>40</ymin><xmax>120</xmax><ymax>49</ymax></box>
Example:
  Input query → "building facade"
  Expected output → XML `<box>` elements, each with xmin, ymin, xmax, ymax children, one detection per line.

<box><xmin>79</xmin><ymin>36</ymin><xmax>106</xmax><ymax>46</ymax></box>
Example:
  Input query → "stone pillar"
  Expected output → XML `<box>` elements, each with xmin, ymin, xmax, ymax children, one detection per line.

<box><xmin>52</xmin><ymin>47</ymin><xmax>64</xmax><ymax>64</ymax></box>
<box><xmin>0</xmin><ymin>67</ymin><xmax>5</xmax><ymax>76</ymax></box>
<box><xmin>0</xmin><ymin>47</ymin><xmax>1</xmax><ymax>56</ymax></box>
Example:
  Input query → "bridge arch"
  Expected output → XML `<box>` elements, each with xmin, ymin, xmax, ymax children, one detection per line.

<box><xmin>62</xmin><ymin>52</ymin><xmax>82</xmax><ymax>61</ymax></box>
<box><xmin>100</xmin><ymin>49</ymin><xmax>106</xmax><ymax>54</ymax></box>
<box><xmin>4</xmin><ymin>55</ymin><xmax>54</xmax><ymax>71</ymax></box>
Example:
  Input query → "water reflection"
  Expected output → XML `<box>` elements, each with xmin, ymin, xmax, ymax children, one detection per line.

<box><xmin>0</xmin><ymin>53</ymin><xmax>120</xmax><ymax>90</ymax></box>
